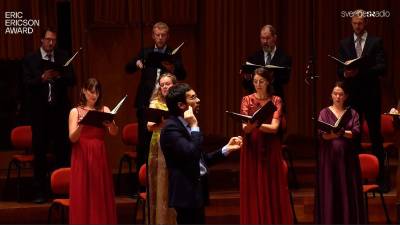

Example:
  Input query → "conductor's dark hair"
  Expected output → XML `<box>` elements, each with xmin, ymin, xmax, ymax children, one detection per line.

<box><xmin>40</xmin><ymin>27</ymin><xmax>57</xmax><ymax>38</ymax></box>
<box><xmin>79</xmin><ymin>78</ymin><xmax>103</xmax><ymax>110</ymax></box>
<box><xmin>166</xmin><ymin>83</ymin><xmax>192</xmax><ymax>116</ymax></box>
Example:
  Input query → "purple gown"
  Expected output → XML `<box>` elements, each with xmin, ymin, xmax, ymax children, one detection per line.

<box><xmin>315</xmin><ymin>107</ymin><xmax>365</xmax><ymax>224</ymax></box>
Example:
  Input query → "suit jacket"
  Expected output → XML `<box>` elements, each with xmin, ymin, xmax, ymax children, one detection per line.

<box><xmin>160</xmin><ymin>116</ymin><xmax>225</xmax><ymax>208</ymax></box>
<box><xmin>243</xmin><ymin>48</ymin><xmax>292</xmax><ymax>100</ymax></box>
<box><xmin>337</xmin><ymin>34</ymin><xmax>386</xmax><ymax>102</ymax></box>
<box><xmin>22</xmin><ymin>49</ymin><xmax>75</xmax><ymax>115</ymax></box>
<box><xmin>125</xmin><ymin>46</ymin><xmax>186</xmax><ymax>108</ymax></box>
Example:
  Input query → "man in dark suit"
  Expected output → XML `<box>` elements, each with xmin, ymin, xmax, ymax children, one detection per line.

<box><xmin>242</xmin><ymin>24</ymin><xmax>292</xmax><ymax>102</ymax></box>
<box><xmin>23</xmin><ymin>27</ymin><xmax>75</xmax><ymax>203</ymax></box>
<box><xmin>160</xmin><ymin>83</ymin><xmax>242</xmax><ymax>224</ymax></box>
<box><xmin>337</xmin><ymin>9</ymin><xmax>386</xmax><ymax>189</ymax></box>
<box><xmin>125</xmin><ymin>22</ymin><xmax>186</xmax><ymax>171</ymax></box>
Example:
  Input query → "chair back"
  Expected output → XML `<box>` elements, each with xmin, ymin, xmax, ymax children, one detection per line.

<box><xmin>51</xmin><ymin>168</ymin><xmax>71</xmax><ymax>195</ymax></box>
<box><xmin>10</xmin><ymin>125</ymin><xmax>32</xmax><ymax>150</ymax></box>
<box><xmin>381</xmin><ymin>114</ymin><xmax>395</xmax><ymax>137</ymax></box>
<box><xmin>138</xmin><ymin>164</ymin><xmax>147</xmax><ymax>187</ymax></box>
<box><xmin>122</xmin><ymin>123</ymin><xmax>138</xmax><ymax>146</ymax></box>
<box><xmin>362</xmin><ymin>114</ymin><xmax>395</xmax><ymax>140</ymax></box>
<box><xmin>358</xmin><ymin>153</ymin><xmax>379</xmax><ymax>180</ymax></box>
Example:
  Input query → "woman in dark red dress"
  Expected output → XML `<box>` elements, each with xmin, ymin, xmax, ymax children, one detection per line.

<box><xmin>315</xmin><ymin>81</ymin><xmax>365</xmax><ymax>224</ymax></box>
<box><xmin>240</xmin><ymin>68</ymin><xmax>292</xmax><ymax>224</ymax></box>
<box><xmin>68</xmin><ymin>78</ymin><xmax>118</xmax><ymax>224</ymax></box>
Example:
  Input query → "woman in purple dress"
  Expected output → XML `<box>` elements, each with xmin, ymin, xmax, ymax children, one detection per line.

<box><xmin>315</xmin><ymin>81</ymin><xmax>365</xmax><ymax>224</ymax></box>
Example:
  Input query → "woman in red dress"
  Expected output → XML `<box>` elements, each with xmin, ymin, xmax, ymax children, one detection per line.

<box><xmin>68</xmin><ymin>78</ymin><xmax>118</xmax><ymax>224</ymax></box>
<box><xmin>240</xmin><ymin>68</ymin><xmax>292</xmax><ymax>224</ymax></box>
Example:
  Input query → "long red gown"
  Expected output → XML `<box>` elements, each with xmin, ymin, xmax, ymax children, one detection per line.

<box><xmin>69</xmin><ymin>107</ymin><xmax>117</xmax><ymax>224</ymax></box>
<box><xmin>240</xmin><ymin>94</ymin><xmax>293</xmax><ymax>224</ymax></box>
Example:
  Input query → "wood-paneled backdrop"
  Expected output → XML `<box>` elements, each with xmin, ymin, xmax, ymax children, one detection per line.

<box><xmin>1</xmin><ymin>0</ymin><xmax>399</xmax><ymax>168</ymax></box>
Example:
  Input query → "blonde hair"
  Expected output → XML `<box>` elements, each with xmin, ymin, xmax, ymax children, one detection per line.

<box><xmin>153</xmin><ymin>22</ymin><xmax>169</xmax><ymax>33</ymax></box>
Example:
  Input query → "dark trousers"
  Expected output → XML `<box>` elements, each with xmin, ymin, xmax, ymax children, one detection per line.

<box><xmin>175</xmin><ymin>207</ymin><xmax>205</xmax><ymax>224</ymax></box>
<box><xmin>352</xmin><ymin>95</ymin><xmax>385</xmax><ymax>184</ymax></box>
<box><xmin>136</xmin><ymin>107</ymin><xmax>152</xmax><ymax>171</ymax></box>
<box><xmin>31</xmin><ymin>104</ymin><xmax>70</xmax><ymax>193</ymax></box>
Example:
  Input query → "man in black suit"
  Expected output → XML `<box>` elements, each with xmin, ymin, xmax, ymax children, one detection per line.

<box><xmin>23</xmin><ymin>27</ymin><xmax>75</xmax><ymax>203</ymax></box>
<box><xmin>242</xmin><ymin>24</ymin><xmax>292</xmax><ymax>102</ymax></box>
<box><xmin>125</xmin><ymin>22</ymin><xmax>186</xmax><ymax>170</ymax></box>
<box><xmin>160</xmin><ymin>83</ymin><xmax>242</xmax><ymax>224</ymax></box>
<box><xmin>337</xmin><ymin>9</ymin><xmax>386</xmax><ymax>189</ymax></box>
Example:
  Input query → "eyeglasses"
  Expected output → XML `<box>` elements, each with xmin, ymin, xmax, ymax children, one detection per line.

<box><xmin>187</xmin><ymin>95</ymin><xmax>199</xmax><ymax>101</ymax></box>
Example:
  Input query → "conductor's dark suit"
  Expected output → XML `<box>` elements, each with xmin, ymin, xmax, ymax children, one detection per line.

<box><xmin>337</xmin><ymin>34</ymin><xmax>386</xmax><ymax>185</ymax></box>
<box><xmin>160</xmin><ymin>116</ymin><xmax>225</xmax><ymax>224</ymax></box>
<box><xmin>125</xmin><ymin>47</ymin><xmax>186</xmax><ymax>170</ymax></box>
<box><xmin>23</xmin><ymin>48</ymin><xmax>75</xmax><ymax>192</ymax></box>
<box><xmin>243</xmin><ymin>48</ymin><xmax>292</xmax><ymax>101</ymax></box>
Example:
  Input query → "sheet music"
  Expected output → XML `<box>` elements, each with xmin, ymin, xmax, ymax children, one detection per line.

<box><xmin>111</xmin><ymin>95</ymin><xmax>127</xmax><ymax>114</ymax></box>
<box><xmin>63</xmin><ymin>47</ymin><xmax>83</xmax><ymax>67</ymax></box>
<box><xmin>245</xmin><ymin>61</ymin><xmax>285</xmax><ymax>69</ymax></box>
<box><xmin>171</xmin><ymin>42</ymin><xmax>185</xmax><ymax>55</ymax></box>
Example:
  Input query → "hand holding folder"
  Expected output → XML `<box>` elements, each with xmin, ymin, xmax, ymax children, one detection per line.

<box><xmin>317</xmin><ymin>108</ymin><xmax>351</xmax><ymax>133</ymax></box>
<box><xmin>226</xmin><ymin>101</ymin><xmax>276</xmax><ymax>125</ymax></box>
<box><xmin>79</xmin><ymin>95</ymin><xmax>127</xmax><ymax>128</ymax></box>
<box><xmin>328</xmin><ymin>54</ymin><xmax>369</xmax><ymax>69</ymax></box>
<box><xmin>41</xmin><ymin>47</ymin><xmax>83</xmax><ymax>79</ymax></box>
<box><xmin>146</xmin><ymin>108</ymin><xmax>170</xmax><ymax>124</ymax></box>
<box><xmin>145</xmin><ymin>42</ymin><xmax>184</xmax><ymax>68</ymax></box>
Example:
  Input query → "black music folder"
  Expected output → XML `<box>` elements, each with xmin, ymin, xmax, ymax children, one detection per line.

<box><xmin>317</xmin><ymin>107</ymin><xmax>351</xmax><ymax>133</ymax></box>
<box><xmin>79</xmin><ymin>95</ymin><xmax>127</xmax><ymax>128</ymax></box>
<box><xmin>328</xmin><ymin>54</ymin><xmax>369</xmax><ymax>69</ymax></box>
<box><xmin>145</xmin><ymin>42</ymin><xmax>184</xmax><ymax>67</ymax></box>
<box><xmin>146</xmin><ymin>108</ymin><xmax>170</xmax><ymax>124</ymax></box>
<box><xmin>226</xmin><ymin>100</ymin><xmax>276</xmax><ymax>124</ymax></box>
<box><xmin>42</xmin><ymin>47</ymin><xmax>83</xmax><ymax>72</ymax></box>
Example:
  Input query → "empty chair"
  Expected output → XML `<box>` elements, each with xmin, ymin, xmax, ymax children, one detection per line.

<box><xmin>4</xmin><ymin>125</ymin><xmax>33</xmax><ymax>202</ymax></box>
<box><xmin>117</xmin><ymin>123</ymin><xmax>139</xmax><ymax>195</ymax></box>
<box><xmin>133</xmin><ymin>164</ymin><xmax>147</xmax><ymax>224</ymax></box>
<box><xmin>48</xmin><ymin>167</ymin><xmax>71</xmax><ymax>224</ymax></box>
<box><xmin>361</xmin><ymin>114</ymin><xmax>398</xmax><ymax>190</ymax></box>
<box><xmin>358</xmin><ymin>153</ymin><xmax>391</xmax><ymax>224</ymax></box>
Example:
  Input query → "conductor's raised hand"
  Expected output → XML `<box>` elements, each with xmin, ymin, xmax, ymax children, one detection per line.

<box><xmin>184</xmin><ymin>106</ymin><xmax>198</xmax><ymax>128</ymax></box>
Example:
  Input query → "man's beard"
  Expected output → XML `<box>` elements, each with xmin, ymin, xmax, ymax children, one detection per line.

<box><xmin>193</xmin><ymin>105</ymin><xmax>200</xmax><ymax>115</ymax></box>
<box><xmin>263</xmin><ymin>46</ymin><xmax>273</xmax><ymax>53</ymax></box>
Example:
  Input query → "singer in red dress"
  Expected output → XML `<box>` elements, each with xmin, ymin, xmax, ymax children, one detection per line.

<box><xmin>68</xmin><ymin>78</ymin><xmax>118</xmax><ymax>224</ymax></box>
<box><xmin>240</xmin><ymin>68</ymin><xmax>292</xmax><ymax>224</ymax></box>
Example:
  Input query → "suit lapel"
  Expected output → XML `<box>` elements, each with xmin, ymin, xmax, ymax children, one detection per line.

<box><xmin>270</xmin><ymin>48</ymin><xmax>280</xmax><ymax>65</ymax></box>
<box><xmin>362</xmin><ymin>36</ymin><xmax>372</xmax><ymax>57</ymax></box>
<box><xmin>347</xmin><ymin>37</ymin><xmax>357</xmax><ymax>59</ymax></box>
<box><xmin>254</xmin><ymin>50</ymin><xmax>265</xmax><ymax>66</ymax></box>
<box><xmin>172</xmin><ymin>116</ymin><xmax>191</xmax><ymax>138</ymax></box>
